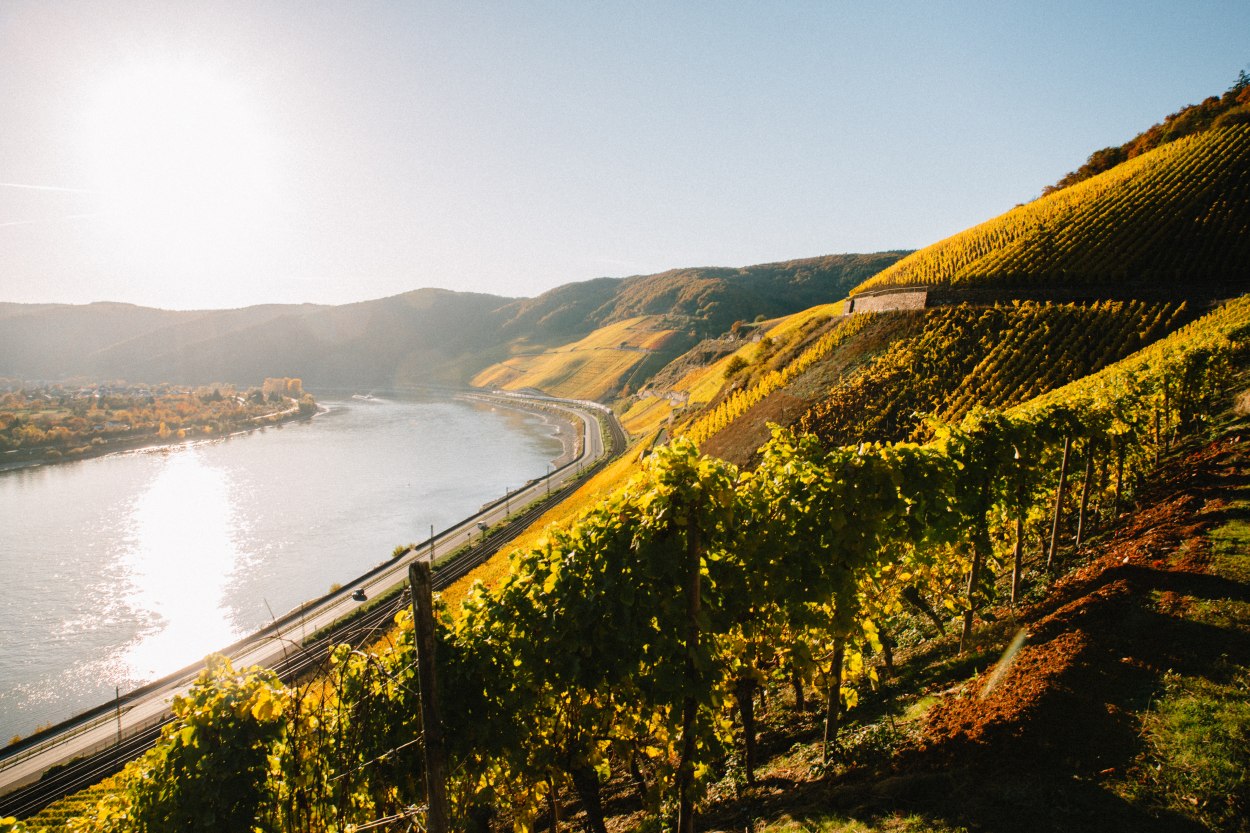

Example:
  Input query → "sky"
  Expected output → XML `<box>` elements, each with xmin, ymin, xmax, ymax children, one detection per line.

<box><xmin>1</xmin><ymin>1</ymin><xmax>1248</xmax><ymax>311</ymax></box>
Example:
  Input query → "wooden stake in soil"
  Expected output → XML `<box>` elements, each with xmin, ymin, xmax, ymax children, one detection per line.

<box><xmin>1046</xmin><ymin>436</ymin><xmax>1072</xmax><ymax>571</ymax></box>
<box><xmin>676</xmin><ymin>512</ymin><xmax>702</xmax><ymax>833</ymax></box>
<box><xmin>409</xmin><ymin>561</ymin><xmax>449</xmax><ymax>833</ymax></box>
<box><xmin>1113</xmin><ymin>437</ymin><xmax>1125</xmax><ymax>518</ymax></box>
<box><xmin>821</xmin><ymin>637</ymin><xmax>846</xmax><ymax>766</ymax></box>
<box><xmin>1011</xmin><ymin>514</ymin><xmax>1024</xmax><ymax>605</ymax></box>
<box><xmin>545</xmin><ymin>779</ymin><xmax>559</xmax><ymax>833</ymax></box>
<box><xmin>1075</xmin><ymin>442</ymin><xmax>1094</xmax><ymax>547</ymax></box>
<box><xmin>1011</xmin><ymin>459</ymin><xmax>1026</xmax><ymax>606</ymax></box>
<box><xmin>1153</xmin><ymin>408</ymin><xmax>1160</xmax><ymax>466</ymax></box>
<box><xmin>961</xmin><ymin>529</ymin><xmax>991</xmax><ymax>653</ymax></box>
<box><xmin>1162</xmin><ymin>377</ymin><xmax>1172</xmax><ymax>451</ymax></box>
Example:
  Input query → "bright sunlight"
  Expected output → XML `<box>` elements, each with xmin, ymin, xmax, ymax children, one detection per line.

<box><xmin>83</xmin><ymin>61</ymin><xmax>278</xmax><ymax>265</ymax></box>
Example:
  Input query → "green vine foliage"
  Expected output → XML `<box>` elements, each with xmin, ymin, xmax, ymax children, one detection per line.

<box><xmin>37</xmin><ymin>296</ymin><xmax>1250</xmax><ymax>833</ymax></box>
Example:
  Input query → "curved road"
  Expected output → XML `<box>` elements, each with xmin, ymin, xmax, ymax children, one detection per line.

<box><xmin>0</xmin><ymin>392</ymin><xmax>624</xmax><ymax>814</ymax></box>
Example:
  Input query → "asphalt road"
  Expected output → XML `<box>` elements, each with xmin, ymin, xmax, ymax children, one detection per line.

<box><xmin>0</xmin><ymin>392</ymin><xmax>622</xmax><ymax>814</ymax></box>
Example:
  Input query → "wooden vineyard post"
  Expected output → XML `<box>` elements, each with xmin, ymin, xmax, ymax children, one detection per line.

<box><xmin>410</xmin><ymin>561</ymin><xmax>449</xmax><ymax>833</ymax></box>
<box><xmin>1046</xmin><ymin>436</ymin><xmax>1072</xmax><ymax>571</ymax></box>
<box><xmin>1010</xmin><ymin>515</ymin><xmax>1024</xmax><ymax>605</ymax></box>
<box><xmin>1162</xmin><ymin>377</ymin><xmax>1172</xmax><ymax>451</ymax></box>
<box><xmin>821</xmin><ymin>637</ymin><xmax>846</xmax><ymax>765</ymax></box>
<box><xmin>1153</xmin><ymin>408</ymin><xmax>1160</xmax><ymax>466</ymax></box>
<box><xmin>1113</xmin><ymin>438</ymin><xmax>1125</xmax><ymax>518</ymax></box>
<box><xmin>1011</xmin><ymin>458</ymin><xmax>1026</xmax><ymax>605</ymax></box>
<box><xmin>676</xmin><ymin>513</ymin><xmax>701</xmax><ymax>833</ymax></box>
<box><xmin>1075</xmin><ymin>442</ymin><xmax>1094</xmax><ymax>547</ymax></box>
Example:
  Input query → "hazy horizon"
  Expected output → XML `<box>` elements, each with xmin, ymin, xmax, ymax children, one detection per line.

<box><xmin>3</xmin><ymin>1</ymin><xmax>1248</xmax><ymax>310</ymax></box>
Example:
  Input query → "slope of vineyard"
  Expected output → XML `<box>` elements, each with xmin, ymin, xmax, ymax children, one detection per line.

<box><xmin>796</xmin><ymin>300</ymin><xmax>1194</xmax><ymax>448</ymax></box>
<box><xmin>618</xmin><ymin>302</ymin><xmax>846</xmax><ymax>437</ymax></box>
<box><xmin>681</xmin><ymin>301</ymin><xmax>1195</xmax><ymax>465</ymax></box>
<box><xmin>1043</xmin><ymin>72</ymin><xmax>1250</xmax><ymax>195</ymax></box>
<box><xmin>23</xmin><ymin>297</ymin><xmax>1250</xmax><ymax>833</ymax></box>
<box><xmin>850</xmin><ymin>126</ymin><xmax>1250</xmax><ymax>299</ymax></box>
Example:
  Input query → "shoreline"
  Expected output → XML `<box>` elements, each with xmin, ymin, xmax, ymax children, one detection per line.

<box><xmin>0</xmin><ymin>402</ymin><xmax>319</xmax><ymax>475</ymax></box>
<box><xmin>458</xmin><ymin>390</ymin><xmax>585</xmax><ymax>467</ymax></box>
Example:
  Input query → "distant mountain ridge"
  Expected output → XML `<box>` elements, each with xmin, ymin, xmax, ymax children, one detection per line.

<box><xmin>0</xmin><ymin>253</ymin><xmax>905</xmax><ymax>390</ymax></box>
<box><xmin>496</xmin><ymin>253</ymin><xmax>906</xmax><ymax>344</ymax></box>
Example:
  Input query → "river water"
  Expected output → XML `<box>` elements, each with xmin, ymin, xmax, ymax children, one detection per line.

<box><xmin>0</xmin><ymin>393</ymin><xmax>566</xmax><ymax>744</ymax></box>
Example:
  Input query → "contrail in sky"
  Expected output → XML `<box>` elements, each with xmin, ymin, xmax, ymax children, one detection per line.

<box><xmin>1</xmin><ymin>183</ymin><xmax>103</xmax><ymax>227</ymax></box>
<box><xmin>1</xmin><ymin>182</ymin><xmax>102</xmax><ymax>194</ymax></box>
<box><xmin>0</xmin><ymin>213</ymin><xmax>102</xmax><ymax>228</ymax></box>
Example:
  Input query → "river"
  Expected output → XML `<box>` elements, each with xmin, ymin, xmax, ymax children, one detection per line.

<box><xmin>0</xmin><ymin>393</ymin><xmax>567</xmax><ymax>744</ymax></box>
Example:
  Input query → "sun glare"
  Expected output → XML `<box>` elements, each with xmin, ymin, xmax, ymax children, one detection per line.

<box><xmin>84</xmin><ymin>62</ymin><xmax>278</xmax><ymax>264</ymax></box>
<box><xmin>121</xmin><ymin>449</ymin><xmax>243</xmax><ymax>678</ymax></box>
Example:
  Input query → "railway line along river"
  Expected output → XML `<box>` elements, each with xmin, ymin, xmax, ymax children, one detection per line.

<box><xmin>0</xmin><ymin>391</ymin><xmax>568</xmax><ymax>744</ymax></box>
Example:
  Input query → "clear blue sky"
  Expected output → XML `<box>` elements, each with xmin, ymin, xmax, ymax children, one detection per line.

<box><xmin>2</xmin><ymin>1</ymin><xmax>1247</xmax><ymax>310</ymax></box>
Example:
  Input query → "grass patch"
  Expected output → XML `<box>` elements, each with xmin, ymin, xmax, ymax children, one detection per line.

<box><xmin>1207</xmin><ymin>503</ymin><xmax>1250</xmax><ymax>585</ymax></box>
<box><xmin>1114</xmin><ymin>506</ymin><xmax>1250</xmax><ymax>831</ymax></box>
<box><xmin>758</xmin><ymin>813</ymin><xmax>969</xmax><ymax>832</ymax></box>
<box><xmin>900</xmin><ymin>694</ymin><xmax>940</xmax><ymax>723</ymax></box>
<box><xmin>1120</xmin><ymin>669</ymin><xmax>1250</xmax><ymax>831</ymax></box>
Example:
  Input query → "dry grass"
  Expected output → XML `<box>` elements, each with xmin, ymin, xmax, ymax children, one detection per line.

<box><xmin>470</xmin><ymin>316</ymin><xmax>680</xmax><ymax>401</ymax></box>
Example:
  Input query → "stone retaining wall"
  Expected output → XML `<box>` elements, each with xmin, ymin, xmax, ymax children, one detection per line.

<box><xmin>845</xmin><ymin>282</ymin><xmax>1239</xmax><ymax>315</ymax></box>
<box><xmin>845</xmin><ymin>289</ymin><xmax>928</xmax><ymax>314</ymax></box>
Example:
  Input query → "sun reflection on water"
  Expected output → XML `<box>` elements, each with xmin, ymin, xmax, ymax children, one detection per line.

<box><xmin>120</xmin><ymin>449</ymin><xmax>244</xmax><ymax>678</ymax></box>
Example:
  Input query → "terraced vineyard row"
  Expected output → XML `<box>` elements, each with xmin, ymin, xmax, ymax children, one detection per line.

<box><xmin>937</xmin><ymin>301</ymin><xmax>1190</xmax><ymax>419</ymax></box>
<box><xmin>798</xmin><ymin>300</ymin><xmax>1191</xmax><ymax>446</ymax></box>
<box><xmin>851</xmin><ymin>126</ymin><xmax>1250</xmax><ymax>295</ymax></box>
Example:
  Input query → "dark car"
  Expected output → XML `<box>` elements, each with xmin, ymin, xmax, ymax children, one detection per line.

<box><xmin>352</xmin><ymin>588</ymin><xmax>367</xmax><ymax>602</ymax></box>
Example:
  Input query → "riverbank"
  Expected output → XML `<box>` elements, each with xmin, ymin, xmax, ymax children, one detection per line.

<box><xmin>0</xmin><ymin>400</ymin><xmax>317</xmax><ymax>474</ymax></box>
<box><xmin>459</xmin><ymin>390</ymin><xmax>585</xmax><ymax>468</ymax></box>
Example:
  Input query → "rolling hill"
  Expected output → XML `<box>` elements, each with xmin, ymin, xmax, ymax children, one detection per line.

<box><xmin>0</xmin><ymin>253</ymin><xmax>904</xmax><ymax>395</ymax></box>
<box><xmin>466</xmin><ymin>253</ymin><xmax>908</xmax><ymax>400</ymax></box>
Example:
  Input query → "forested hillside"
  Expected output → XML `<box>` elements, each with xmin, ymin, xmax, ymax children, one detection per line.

<box><xmin>495</xmin><ymin>254</ymin><xmax>906</xmax><ymax>345</ymax></box>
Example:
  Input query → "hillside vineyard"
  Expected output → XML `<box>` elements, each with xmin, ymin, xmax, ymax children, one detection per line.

<box><xmin>36</xmin><ymin>298</ymin><xmax>1250</xmax><ymax>832</ymax></box>
<box><xmin>853</xmin><ymin>127</ymin><xmax>1250</xmax><ymax>297</ymax></box>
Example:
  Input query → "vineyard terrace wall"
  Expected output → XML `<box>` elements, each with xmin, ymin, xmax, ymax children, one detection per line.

<box><xmin>846</xmin><ymin>284</ymin><xmax>1242</xmax><ymax>315</ymax></box>
<box><xmin>845</xmin><ymin>289</ymin><xmax>928</xmax><ymax>314</ymax></box>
